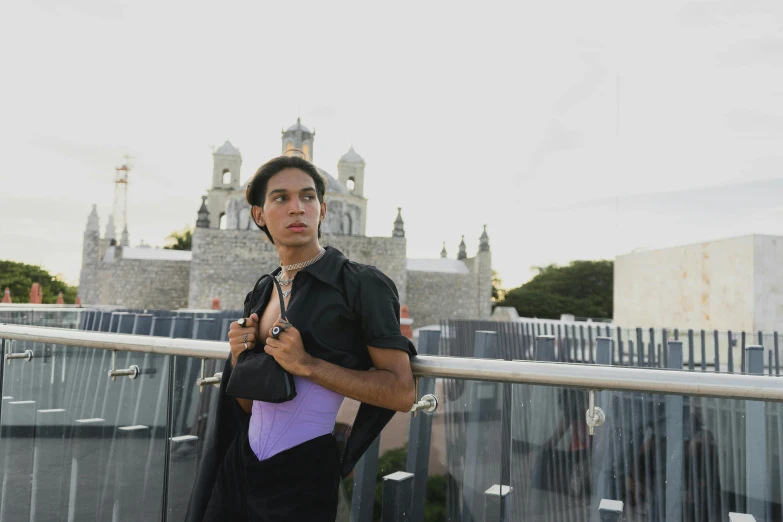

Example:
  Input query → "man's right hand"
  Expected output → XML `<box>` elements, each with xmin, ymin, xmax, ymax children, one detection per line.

<box><xmin>228</xmin><ymin>313</ymin><xmax>259</xmax><ymax>366</ymax></box>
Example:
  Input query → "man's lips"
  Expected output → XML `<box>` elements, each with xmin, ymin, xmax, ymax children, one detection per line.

<box><xmin>287</xmin><ymin>223</ymin><xmax>307</xmax><ymax>231</ymax></box>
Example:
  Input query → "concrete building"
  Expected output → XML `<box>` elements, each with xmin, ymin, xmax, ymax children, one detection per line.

<box><xmin>78</xmin><ymin>119</ymin><xmax>493</xmax><ymax>329</ymax></box>
<box><xmin>614</xmin><ymin>235</ymin><xmax>783</xmax><ymax>332</ymax></box>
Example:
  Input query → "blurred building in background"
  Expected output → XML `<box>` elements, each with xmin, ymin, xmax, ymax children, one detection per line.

<box><xmin>78</xmin><ymin>119</ymin><xmax>493</xmax><ymax>328</ymax></box>
<box><xmin>614</xmin><ymin>235</ymin><xmax>783</xmax><ymax>332</ymax></box>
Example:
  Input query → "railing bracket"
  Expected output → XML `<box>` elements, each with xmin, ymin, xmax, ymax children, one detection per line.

<box><xmin>410</xmin><ymin>394</ymin><xmax>438</xmax><ymax>415</ymax></box>
<box><xmin>196</xmin><ymin>359</ymin><xmax>222</xmax><ymax>389</ymax></box>
<box><xmin>5</xmin><ymin>340</ymin><xmax>33</xmax><ymax>362</ymax></box>
<box><xmin>6</xmin><ymin>349</ymin><xmax>33</xmax><ymax>362</ymax></box>
<box><xmin>586</xmin><ymin>389</ymin><xmax>606</xmax><ymax>435</ymax></box>
<box><xmin>108</xmin><ymin>350</ymin><xmax>139</xmax><ymax>381</ymax></box>
<box><xmin>410</xmin><ymin>376</ymin><xmax>439</xmax><ymax>417</ymax></box>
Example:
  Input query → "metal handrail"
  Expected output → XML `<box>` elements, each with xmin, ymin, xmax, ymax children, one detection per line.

<box><xmin>0</xmin><ymin>324</ymin><xmax>228</xmax><ymax>359</ymax></box>
<box><xmin>2</xmin><ymin>324</ymin><xmax>783</xmax><ymax>401</ymax></box>
<box><xmin>0</xmin><ymin>305</ymin><xmax>84</xmax><ymax>310</ymax></box>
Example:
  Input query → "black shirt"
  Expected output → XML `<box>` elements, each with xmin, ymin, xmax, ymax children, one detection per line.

<box><xmin>244</xmin><ymin>246</ymin><xmax>415</xmax><ymax>370</ymax></box>
<box><xmin>186</xmin><ymin>247</ymin><xmax>416</xmax><ymax>521</ymax></box>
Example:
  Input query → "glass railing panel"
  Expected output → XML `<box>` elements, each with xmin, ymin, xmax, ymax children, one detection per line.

<box><xmin>335</xmin><ymin>376</ymin><xmax>504</xmax><ymax>522</ymax></box>
<box><xmin>426</xmin><ymin>377</ymin><xmax>504</xmax><ymax>522</ymax></box>
<box><xmin>0</xmin><ymin>309</ymin><xmax>83</xmax><ymax>329</ymax></box>
<box><xmin>0</xmin><ymin>309</ymin><xmax>33</xmax><ymax>325</ymax></box>
<box><xmin>335</xmin><ymin>397</ymin><xmax>413</xmax><ymax>521</ymax></box>
<box><xmin>509</xmin><ymin>381</ymin><xmax>782</xmax><ymax>522</ymax></box>
<box><xmin>165</xmin><ymin>355</ymin><xmax>222</xmax><ymax>520</ymax></box>
<box><xmin>0</xmin><ymin>339</ymin><xmax>170</xmax><ymax>522</ymax></box>
<box><xmin>0</xmin><ymin>337</ymin><xmax>40</xmax><ymax>521</ymax></box>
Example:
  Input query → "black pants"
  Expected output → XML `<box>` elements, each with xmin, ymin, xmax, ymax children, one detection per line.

<box><xmin>203</xmin><ymin>430</ymin><xmax>341</xmax><ymax>522</ymax></box>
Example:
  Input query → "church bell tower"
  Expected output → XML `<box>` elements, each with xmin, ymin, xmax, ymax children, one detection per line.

<box><xmin>281</xmin><ymin>118</ymin><xmax>315</xmax><ymax>162</ymax></box>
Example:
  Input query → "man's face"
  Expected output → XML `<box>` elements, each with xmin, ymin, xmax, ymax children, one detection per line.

<box><xmin>252</xmin><ymin>168</ymin><xmax>326</xmax><ymax>247</ymax></box>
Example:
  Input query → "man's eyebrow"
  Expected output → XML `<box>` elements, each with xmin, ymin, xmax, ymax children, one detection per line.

<box><xmin>268</xmin><ymin>187</ymin><xmax>316</xmax><ymax>196</ymax></box>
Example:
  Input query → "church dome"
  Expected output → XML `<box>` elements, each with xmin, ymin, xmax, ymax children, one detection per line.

<box><xmin>286</xmin><ymin>118</ymin><xmax>312</xmax><ymax>134</ymax></box>
<box><xmin>339</xmin><ymin>146</ymin><xmax>364</xmax><ymax>164</ymax></box>
<box><xmin>215</xmin><ymin>140</ymin><xmax>241</xmax><ymax>156</ymax></box>
<box><xmin>317</xmin><ymin>168</ymin><xmax>349</xmax><ymax>195</ymax></box>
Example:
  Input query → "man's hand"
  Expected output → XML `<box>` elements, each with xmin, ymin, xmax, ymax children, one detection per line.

<box><xmin>228</xmin><ymin>313</ymin><xmax>259</xmax><ymax>366</ymax></box>
<box><xmin>264</xmin><ymin>317</ymin><xmax>315</xmax><ymax>376</ymax></box>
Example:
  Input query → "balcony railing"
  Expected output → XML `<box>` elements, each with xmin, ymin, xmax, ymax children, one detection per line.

<box><xmin>0</xmin><ymin>320</ymin><xmax>779</xmax><ymax>522</ymax></box>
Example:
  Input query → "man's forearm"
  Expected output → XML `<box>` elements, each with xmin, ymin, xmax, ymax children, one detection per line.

<box><xmin>305</xmin><ymin>358</ymin><xmax>414</xmax><ymax>412</ymax></box>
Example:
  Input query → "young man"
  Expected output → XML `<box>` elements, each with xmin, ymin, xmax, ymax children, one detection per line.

<box><xmin>187</xmin><ymin>154</ymin><xmax>416</xmax><ymax>522</ymax></box>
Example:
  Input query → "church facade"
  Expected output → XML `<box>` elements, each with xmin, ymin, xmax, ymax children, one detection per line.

<box><xmin>78</xmin><ymin>120</ymin><xmax>492</xmax><ymax>329</ymax></box>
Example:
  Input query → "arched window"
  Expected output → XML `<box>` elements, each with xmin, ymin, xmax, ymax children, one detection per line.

<box><xmin>342</xmin><ymin>213</ymin><xmax>353</xmax><ymax>236</ymax></box>
<box><xmin>222</xmin><ymin>169</ymin><xmax>231</xmax><ymax>185</ymax></box>
<box><xmin>285</xmin><ymin>142</ymin><xmax>294</xmax><ymax>152</ymax></box>
<box><xmin>219</xmin><ymin>212</ymin><xmax>227</xmax><ymax>230</ymax></box>
<box><xmin>302</xmin><ymin>143</ymin><xmax>311</xmax><ymax>161</ymax></box>
<box><xmin>347</xmin><ymin>177</ymin><xmax>355</xmax><ymax>193</ymax></box>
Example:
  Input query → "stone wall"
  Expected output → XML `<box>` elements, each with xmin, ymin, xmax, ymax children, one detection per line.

<box><xmin>406</xmin><ymin>271</ymin><xmax>479</xmax><ymax>329</ymax></box>
<box><xmin>188</xmin><ymin>228</ymin><xmax>407</xmax><ymax>310</ymax></box>
<box><xmin>80</xmin><ymin>224</ymin><xmax>491</xmax><ymax>327</ymax></box>
<box><xmin>79</xmin><ymin>247</ymin><xmax>191</xmax><ymax>309</ymax></box>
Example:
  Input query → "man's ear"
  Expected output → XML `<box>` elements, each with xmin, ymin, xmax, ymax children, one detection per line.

<box><xmin>320</xmin><ymin>201</ymin><xmax>327</xmax><ymax>222</ymax></box>
<box><xmin>251</xmin><ymin>205</ymin><xmax>265</xmax><ymax>227</ymax></box>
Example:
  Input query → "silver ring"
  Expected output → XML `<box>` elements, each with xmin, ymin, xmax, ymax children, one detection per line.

<box><xmin>238</xmin><ymin>318</ymin><xmax>246</xmax><ymax>327</ymax></box>
<box><xmin>243</xmin><ymin>333</ymin><xmax>248</xmax><ymax>343</ymax></box>
<box><xmin>243</xmin><ymin>341</ymin><xmax>248</xmax><ymax>350</ymax></box>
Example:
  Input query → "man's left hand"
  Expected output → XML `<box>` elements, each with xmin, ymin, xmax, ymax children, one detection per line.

<box><xmin>264</xmin><ymin>317</ymin><xmax>315</xmax><ymax>377</ymax></box>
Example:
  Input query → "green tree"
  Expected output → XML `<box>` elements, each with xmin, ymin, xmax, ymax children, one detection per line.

<box><xmin>164</xmin><ymin>227</ymin><xmax>192</xmax><ymax>251</ymax></box>
<box><xmin>499</xmin><ymin>260</ymin><xmax>613</xmax><ymax>320</ymax></box>
<box><xmin>0</xmin><ymin>260</ymin><xmax>78</xmax><ymax>304</ymax></box>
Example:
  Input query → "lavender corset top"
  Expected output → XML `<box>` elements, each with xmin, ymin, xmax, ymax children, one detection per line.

<box><xmin>248</xmin><ymin>376</ymin><xmax>345</xmax><ymax>461</ymax></box>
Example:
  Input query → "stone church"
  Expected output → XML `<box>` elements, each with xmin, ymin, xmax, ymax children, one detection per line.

<box><xmin>78</xmin><ymin>119</ymin><xmax>492</xmax><ymax>329</ymax></box>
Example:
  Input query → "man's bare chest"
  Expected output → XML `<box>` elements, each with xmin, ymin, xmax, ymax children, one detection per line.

<box><xmin>258</xmin><ymin>292</ymin><xmax>291</xmax><ymax>341</ymax></box>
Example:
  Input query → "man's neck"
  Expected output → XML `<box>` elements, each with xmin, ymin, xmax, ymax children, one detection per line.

<box><xmin>276</xmin><ymin>242</ymin><xmax>324</xmax><ymax>273</ymax></box>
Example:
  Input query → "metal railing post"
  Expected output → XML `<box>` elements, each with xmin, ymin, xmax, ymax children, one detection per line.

<box><xmin>405</xmin><ymin>330</ymin><xmax>440</xmax><ymax>522</ymax></box>
<box><xmin>536</xmin><ymin>335</ymin><xmax>555</xmax><ymax>362</ymax></box>
<box><xmin>483</xmin><ymin>485</ymin><xmax>512</xmax><ymax>522</ymax></box>
<box><xmin>193</xmin><ymin>318</ymin><xmax>217</xmax><ymax>341</ymax></box>
<box><xmin>131</xmin><ymin>314</ymin><xmax>154</xmax><ymax>336</ymax></box>
<box><xmin>665</xmin><ymin>341</ymin><xmax>684</xmax><ymax>522</ymax></box>
<box><xmin>116</xmin><ymin>313</ymin><xmax>134</xmax><ymax>334</ymax></box>
<box><xmin>596</xmin><ymin>336</ymin><xmax>613</xmax><ymax>366</ymax></box>
<box><xmin>592</xmin><ymin>337</ymin><xmax>614</xmax><ymax>522</ymax></box>
<box><xmin>151</xmin><ymin>316</ymin><xmax>173</xmax><ymax>337</ymax></box>
<box><xmin>381</xmin><ymin>471</ymin><xmax>414</xmax><ymax>522</ymax></box>
<box><xmin>745</xmin><ymin>345</ymin><xmax>767</xmax><ymax>521</ymax></box>
<box><xmin>169</xmin><ymin>316</ymin><xmax>192</xmax><ymax>339</ymax></box>
<box><xmin>598</xmin><ymin>499</ymin><xmax>624</xmax><ymax>522</ymax></box>
<box><xmin>462</xmin><ymin>331</ymin><xmax>501</xmax><ymax>522</ymax></box>
<box><xmin>351</xmin><ymin>436</ymin><xmax>380</xmax><ymax>522</ymax></box>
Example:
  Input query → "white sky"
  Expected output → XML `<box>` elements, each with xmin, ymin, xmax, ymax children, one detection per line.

<box><xmin>1</xmin><ymin>0</ymin><xmax>781</xmax><ymax>290</ymax></box>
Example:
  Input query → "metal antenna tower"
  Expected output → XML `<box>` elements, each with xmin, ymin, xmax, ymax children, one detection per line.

<box><xmin>112</xmin><ymin>155</ymin><xmax>133</xmax><ymax>246</ymax></box>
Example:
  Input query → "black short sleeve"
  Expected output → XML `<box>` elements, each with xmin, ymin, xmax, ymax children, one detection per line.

<box><xmin>355</xmin><ymin>267</ymin><xmax>416</xmax><ymax>356</ymax></box>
